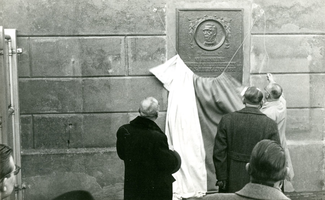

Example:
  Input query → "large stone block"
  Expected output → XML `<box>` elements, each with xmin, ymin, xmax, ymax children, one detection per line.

<box><xmin>23</xmin><ymin>113</ymin><xmax>135</xmax><ymax>149</ymax></box>
<box><xmin>250</xmin><ymin>74</ymin><xmax>325</xmax><ymax>108</ymax></box>
<box><xmin>29</xmin><ymin>37</ymin><xmax>125</xmax><ymax>77</ymax></box>
<box><xmin>309</xmin><ymin>75</ymin><xmax>325</xmax><ymax>108</ymax></box>
<box><xmin>33</xmin><ymin>114</ymin><xmax>84</xmax><ymax>149</ymax></box>
<box><xmin>83</xmin><ymin>113</ymin><xmax>129</xmax><ymax>148</ymax></box>
<box><xmin>252</xmin><ymin>0</ymin><xmax>325</xmax><ymax>33</ymax></box>
<box><xmin>19</xmin><ymin>79</ymin><xmax>83</xmax><ymax>113</ymax></box>
<box><xmin>80</xmin><ymin>37</ymin><xmax>126</xmax><ymax>76</ymax></box>
<box><xmin>128</xmin><ymin>36</ymin><xmax>166</xmax><ymax>75</ymax></box>
<box><xmin>30</xmin><ymin>38</ymin><xmax>81</xmax><ymax>77</ymax></box>
<box><xmin>288</xmin><ymin>142</ymin><xmax>324</xmax><ymax>191</ymax></box>
<box><xmin>21</xmin><ymin>149</ymin><xmax>124</xmax><ymax>200</ymax></box>
<box><xmin>3</xmin><ymin>0</ymin><xmax>166</xmax><ymax>35</ymax></box>
<box><xmin>251</xmin><ymin>36</ymin><xmax>325</xmax><ymax>73</ymax></box>
<box><xmin>82</xmin><ymin>77</ymin><xmax>168</xmax><ymax>112</ymax></box>
<box><xmin>286</xmin><ymin>109</ymin><xmax>324</xmax><ymax>141</ymax></box>
<box><xmin>17</xmin><ymin>37</ymin><xmax>31</xmax><ymax>77</ymax></box>
<box><xmin>21</xmin><ymin>115</ymin><xmax>33</xmax><ymax>149</ymax></box>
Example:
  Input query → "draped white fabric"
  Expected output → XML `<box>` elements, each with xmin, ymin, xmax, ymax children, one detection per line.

<box><xmin>150</xmin><ymin>55</ymin><xmax>207</xmax><ymax>199</ymax></box>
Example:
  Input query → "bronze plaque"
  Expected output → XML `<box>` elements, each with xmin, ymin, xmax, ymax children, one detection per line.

<box><xmin>177</xmin><ymin>9</ymin><xmax>243</xmax><ymax>82</ymax></box>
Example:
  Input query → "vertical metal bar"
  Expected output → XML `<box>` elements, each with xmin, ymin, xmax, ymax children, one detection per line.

<box><xmin>5</xmin><ymin>29</ymin><xmax>23</xmax><ymax>200</ymax></box>
<box><xmin>0</xmin><ymin>26</ymin><xmax>9</xmax><ymax>144</ymax></box>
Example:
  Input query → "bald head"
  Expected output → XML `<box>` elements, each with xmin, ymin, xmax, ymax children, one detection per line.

<box><xmin>139</xmin><ymin>97</ymin><xmax>159</xmax><ymax>120</ymax></box>
<box><xmin>265</xmin><ymin>83</ymin><xmax>282</xmax><ymax>100</ymax></box>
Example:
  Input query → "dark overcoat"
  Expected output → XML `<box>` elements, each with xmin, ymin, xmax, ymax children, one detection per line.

<box><xmin>116</xmin><ymin>116</ymin><xmax>180</xmax><ymax>200</ymax></box>
<box><xmin>213</xmin><ymin>107</ymin><xmax>280</xmax><ymax>193</ymax></box>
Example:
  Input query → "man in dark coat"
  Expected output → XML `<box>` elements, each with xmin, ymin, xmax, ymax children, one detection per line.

<box><xmin>116</xmin><ymin>97</ymin><xmax>181</xmax><ymax>200</ymax></box>
<box><xmin>213</xmin><ymin>86</ymin><xmax>280</xmax><ymax>193</ymax></box>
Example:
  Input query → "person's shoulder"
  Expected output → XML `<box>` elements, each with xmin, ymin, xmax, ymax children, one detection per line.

<box><xmin>201</xmin><ymin>193</ymin><xmax>250</xmax><ymax>200</ymax></box>
<box><xmin>116</xmin><ymin>124</ymin><xmax>132</xmax><ymax>134</ymax></box>
<box><xmin>152</xmin><ymin>129</ymin><xmax>167</xmax><ymax>140</ymax></box>
<box><xmin>259</xmin><ymin>109</ymin><xmax>276</xmax><ymax>120</ymax></box>
<box><xmin>223</xmin><ymin>110</ymin><xmax>239</xmax><ymax>118</ymax></box>
<box><xmin>236</xmin><ymin>183</ymin><xmax>290</xmax><ymax>200</ymax></box>
<box><xmin>263</xmin><ymin>115</ymin><xmax>278</xmax><ymax>127</ymax></box>
<box><xmin>261</xmin><ymin>108</ymin><xmax>277</xmax><ymax>121</ymax></box>
<box><xmin>219</xmin><ymin>112</ymin><xmax>235</xmax><ymax>124</ymax></box>
<box><xmin>118</xmin><ymin>123</ymin><xmax>131</xmax><ymax>130</ymax></box>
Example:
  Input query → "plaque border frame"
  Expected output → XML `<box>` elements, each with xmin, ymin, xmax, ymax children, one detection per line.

<box><xmin>176</xmin><ymin>8</ymin><xmax>244</xmax><ymax>81</ymax></box>
<box><xmin>176</xmin><ymin>8</ymin><xmax>244</xmax><ymax>53</ymax></box>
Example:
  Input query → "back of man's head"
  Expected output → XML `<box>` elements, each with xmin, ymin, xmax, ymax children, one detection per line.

<box><xmin>139</xmin><ymin>97</ymin><xmax>159</xmax><ymax>119</ymax></box>
<box><xmin>266</xmin><ymin>83</ymin><xmax>282</xmax><ymax>100</ymax></box>
<box><xmin>248</xmin><ymin>139</ymin><xmax>287</xmax><ymax>185</ymax></box>
<box><xmin>0</xmin><ymin>144</ymin><xmax>13</xmax><ymax>182</ymax></box>
<box><xmin>243</xmin><ymin>86</ymin><xmax>264</xmax><ymax>105</ymax></box>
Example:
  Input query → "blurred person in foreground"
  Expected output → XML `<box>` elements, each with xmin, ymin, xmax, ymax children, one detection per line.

<box><xmin>205</xmin><ymin>139</ymin><xmax>290</xmax><ymax>200</ymax></box>
<box><xmin>116</xmin><ymin>97</ymin><xmax>181</xmax><ymax>200</ymax></box>
<box><xmin>0</xmin><ymin>144</ymin><xmax>20</xmax><ymax>199</ymax></box>
<box><xmin>213</xmin><ymin>86</ymin><xmax>280</xmax><ymax>193</ymax></box>
<box><xmin>261</xmin><ymin>73</ymin><xmax>294</xmax><ymax>192</ymax></box>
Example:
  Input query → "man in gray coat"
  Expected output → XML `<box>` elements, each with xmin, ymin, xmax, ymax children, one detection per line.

<box><xmin>213</xmin><ymin>86</ymin><xmax>280</xmax><ymax>193</ymax></box>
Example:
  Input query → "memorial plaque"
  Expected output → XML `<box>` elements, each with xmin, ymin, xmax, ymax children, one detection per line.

<box><xmin>177</xmin><ymin>9</ymin><xmax>243</xmax><ymax>82</ymax></box>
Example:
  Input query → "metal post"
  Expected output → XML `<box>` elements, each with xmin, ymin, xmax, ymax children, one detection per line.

<box><xmin>5</xmin><ymin>29</ymin><xmax>23</xmax><ymax>200</ymax></box>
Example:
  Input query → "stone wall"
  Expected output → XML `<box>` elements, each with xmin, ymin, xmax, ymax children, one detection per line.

<box><xmin>250</xmin><ymin>0</ymin><xmax>325</xmax><ymax>192</ymax></box>
<box><xmin>2</xmin><ymin>0</ymin><xmax>325</xmax><ymax>199</ymax></box>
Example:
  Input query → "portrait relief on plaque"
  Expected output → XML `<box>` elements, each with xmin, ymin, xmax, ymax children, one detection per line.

<box><xmin>190</xmin><ymin>16</ymin><xmax>231</xmax><ymax>51</ymax></box>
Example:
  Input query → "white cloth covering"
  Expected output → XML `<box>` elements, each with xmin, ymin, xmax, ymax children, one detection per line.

<box><xmin>150</xmin><ymin>55</ymin><xmax>207</xmax><ymax>199</ymax></box>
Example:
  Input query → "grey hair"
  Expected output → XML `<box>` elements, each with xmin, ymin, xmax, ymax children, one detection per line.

<box><xmin>139</xmin><ymin>97</ymin><xmax>159</xmax><ymax>118</ymax></box>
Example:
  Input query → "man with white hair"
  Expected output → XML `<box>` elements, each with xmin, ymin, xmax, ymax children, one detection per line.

<box><xmin>116</xmin><ymin>97</ymin><xmax>181</xmax><ymax>200</ymax></box>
